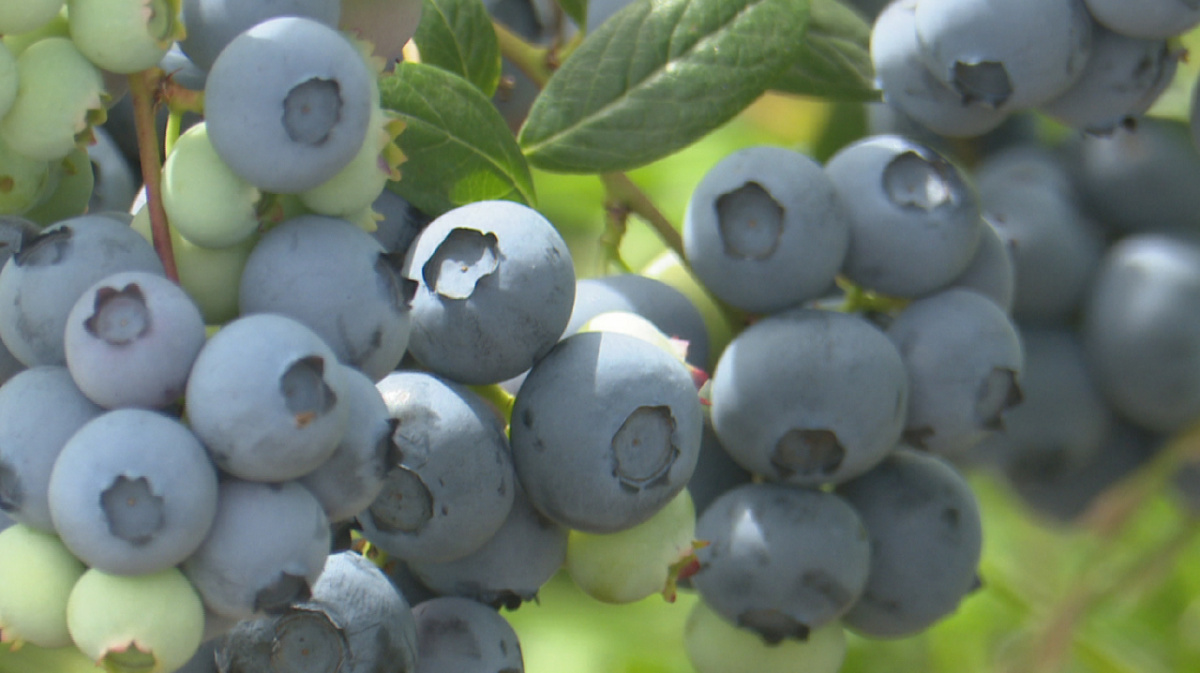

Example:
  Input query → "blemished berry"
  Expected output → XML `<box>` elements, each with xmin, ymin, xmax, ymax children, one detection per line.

<box><xmin>402</xmin><ymin>200</ymin><xmax>576</xmax><ymax>385</ymax></box>
<box><xmin>693</xmin><ymin>483</ymin><xmax>870</xmax><ymax>642</ymax></box>
<box><xmin>0</xmin><ymin>523</ymin><xmax>86</xmax><ymax>648</ymax></box>
<box><xmin>63</xmin><ymin>271</ymin><xmax>207</xmax><ymax>410</ymax></box>
<box><xmin>203</xmin><ymin>16</ymin><xmax>374</xmax><ymax>193</ymax></box>
<box><xmin>0</xmin><ymin>214</ymin><xmax>165</xmax><ymax>368</ymax></box>
<box><xmin>411</xmin><ymin>597</ymin><xmax>525</xmax><ymax>673</ymax></box>
<box><xmin>67</xmin><ymin>0</ymin><xmax>184</xmax><ymax>74</ymax></box>
<box><xmin>180</xmin><ymin>0</ymin><xmax>342</xmax><ymax>71</ymax></box>
<box><xmin>66</xmin><ymin>567</ymin><xmax>205</xmax><ymax>673</ymax></box>
<box><xmin>184</xmin><ymin>313</ymin><xmax>350</xmax><ymax>482</ymax></box>
<box><xmin>47</xmin><ymin>409</ymin><xmax>219</xmax><ymax>576</ymax></box>
<box><xmin>710</xmin><ymin>309</ymin><xmax>908</xmax><ymax>487</ymax></box>
<box><xmin>824</xmin><ymin>135</ymin><xmax>982</xmax><ymax>297</ymax></box>
<box><xmin>182</xmin><ymin>479</ymin><xmax>331</xmax><ymax>620</ymax></box>
<box><xmin>836</xmin><ymin>448</ymin><xmax>983</xmax><ymax>638</ymax></box>
<box><xmin>510</xmin><ymin>330</ymin><xmax>703</xmax><ymax>533</ymax></box>
<box><xmin>361</xmin><ymin>371</ymin><xmax>515</xmax><ymax>563</ymax></box>
<box><xmin>914</xmin><ymin>0</ymin><xmax>1093</xmax><ymax>112</ymax></box>
<box><xmin>682</xmin><ymin>145</ymin><xmax>850</xmax><ymax>313</ymax></box>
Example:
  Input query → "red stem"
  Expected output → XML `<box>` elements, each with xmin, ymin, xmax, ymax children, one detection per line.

<box><xmin>128</xmin><ymin>70</ymin><xmax>179</xmax><ymax>282</ymax></box>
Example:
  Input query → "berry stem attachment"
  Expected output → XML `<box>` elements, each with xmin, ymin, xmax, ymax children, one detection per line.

<box><xmin>129</xmin><ymin>70</ymin><xmax>179</xmax><ymax>283</ymax></box>
<box><xmin>164</xmin><ymin>109</ymin><xmax>183</xmax><ymax>157</ymax></box>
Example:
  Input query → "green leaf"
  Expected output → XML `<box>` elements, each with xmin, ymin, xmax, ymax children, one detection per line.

<box><xmin>772</xmin><ymin>0</ymin><xmax>880</xmax><ymax>102</ymax></box>
<box><xmin>412</xmin><ymin>0</ymin><xmax>503</xmax><ymax>97</ymax></box>
<box><xmin>518</xmin><ymin>0</ymin><xmax>811</xmax><ymax>174</ymax></box>
<box><xmin>557</xmin><ymin>0</ymin><xmax>589</xmax><ymax>31</ymax></box>
<box><xmin>380</xmin><ymin>63</ymin><xmax>537</xmax><ymax>216</ymax></box>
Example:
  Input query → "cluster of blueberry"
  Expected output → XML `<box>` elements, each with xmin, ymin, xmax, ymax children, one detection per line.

<box><xmin>941</xmin><ymin>118</ymin><xmax>1200</xmax><ymax>524</ymax></box>
<box><xmin>0</xmin><ymin>2</ymin><xmax>545</xmax><ymax>673</ymax></box>
<box><xmin>650</xmin><ymin>133</ymin><xmax>1013</xmax><ymax>671</ymax></box>
<box><xmin>870</xmin><ymin>0</ymin><xmax>1192</xmax><ymax>137</ymax></box>
<box><xmin>5</xmin><ymin>0</ymin><xmax>1200</xmax><ymax>671</ymax></box>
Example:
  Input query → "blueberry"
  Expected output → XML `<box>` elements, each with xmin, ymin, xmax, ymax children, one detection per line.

<box><xmin>407</xmin><ymin>484</ymin><xmax>568</xmax><ymax>609</ymax></box>
<box><xmin>710</xmin><ymin>309</ymin><xmax>908</xmax><ymax>487</ymax></box>
<box><xmin>979</xmin><ymin>157</ymin><xmax>1103</xmax><ymax>323</ymax></box>
<box><xmin>871</xmin><ymin>0</ymin><xmax>1007</xmax><ymax>138</ymax></box>
<box><xmin>411</xmin><ymin>597</ymin><xmax>525</xmax><ymax>673</ymax></box>
<box><xmin>914</xmin><ymin>0</ymin><xmax>1092</xmax><ymax>112</ymax></box>
<box><xmin>180</xmin><ymin>0</ymin><xmax>341</xmax><ymax>71</ymax></box>
<box><xmin>299</xmin><ymin>365</ymin><xmax>393</xmax><ymax>522</ymax></box>
<box><xmin>1039</xmin><ymin>25</ymin><xmax>1179</xmax><ymax>134</ymax></box>
<box><xmin>825</xmin><ymin>135</ymin><xmax>982</xmax><ymax>297</ymax></box>
<box><xmin>1068</xmin><ymin>118</ymin><xmax>1200</xmax><ymax>236</ymax></box>
<box><xmin>511</xmin><ymin>330</ymin><xmax>703</xmax><ymax>533</ymax></box>
<box><xmin>63</xmin><ymin>271</ymin><xmax>207</xmax><ymax>409</ymax></box>
<box><xmin>182</xmin><ymin>480</ymin><xmax>331</xmax><ymax>620</ymax></box>
<box><xmin>565</xmin><ymin>274</ymin><xmax>711</xmax><ymax>369</ymax></box>
<box><xmin>836</xmin><ymin>448</ymin><xmax>983</xmax><ymax>638</ymax></box>
<box><xmin>402</xmin><ymin>200</ymin><xmax>576</xmax><ymax>385</ymax></box>
<box><xmin>682</xmin><ymin>146</ymin><xmax>850</xmax><ymax>313</ymax></box>
<box><xmin>203</xmin><ymin>16</ymin><xmax>373</xmax><ymax>193</ymax></box>
<box><xmin>185</xmin><ymin>313</ymin><xmax>350</xmax><ymax>482</ymax></box>
<box><xmin>886</xmin><ymin>288</ymin><xmax>1024</xmax><ymax>457</ymax></box>
<box><xmin>693</xmin><ymin>483</ymin><xmax>870</xmax><ymax>643</ymax></box>
<box><xmin>1083</xmin><ymin>234</ymin><xmax>1200</xmax><ymax>433</ymax></box>
<box><xmin>1084</xmin><ymin>0</ymin><xmax>1200</xmax><ymax>38</ymax></box>
<box><xmin>978</xmin><ymin>327</ymin><xmax>1112</xmax><ymax>483</ymax></box>
<box><xmin>361</xmin><ymin>371</ymin><xmax>516</xmax><ymax>563</ymax></box>
<box><xmin>0</xmin><ymin>214</ymin><xmax>165</xmax><ymax>367</ymax></box>
<box><xmin>239</xmin><ymin>215</ymin><xmax>414</xmax><ymax>382</ymax></box>
<box><xmin>48</xmin><ymin>409</ymin><xmax>219</xmax><ymax>575</ymax></box>
<box><xmin>216</xmin><ymin>551</ymin><xmax>419</xmax><ymax>673</ymax></box>
<box><xmin>0</xmin><ymin>367</ymin><xmax>103</xmax><ymax>531</ymax></box>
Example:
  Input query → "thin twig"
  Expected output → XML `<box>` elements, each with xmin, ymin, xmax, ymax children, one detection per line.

<box><xmin>128</xmin><ymin>70</ymin><xmax>178</xmax><ymax>282</ymax></box>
